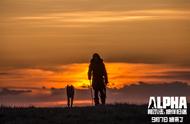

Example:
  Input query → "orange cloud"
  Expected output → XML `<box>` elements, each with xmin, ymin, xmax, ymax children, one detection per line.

<box><xmin>13</xmin><ymin>9</ymin><xmax>190</xmax><ymax>27</ymax></box>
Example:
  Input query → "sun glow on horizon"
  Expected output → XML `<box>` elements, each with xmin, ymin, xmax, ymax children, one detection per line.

<box><xmin>0</xmin><ymin>63</ymin><xmax>189</xmax><ymax>90</ymax></box>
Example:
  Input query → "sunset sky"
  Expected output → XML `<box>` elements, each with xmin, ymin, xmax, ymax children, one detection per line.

<box><xmin>0</xmin><ymin>0</ymin><xmax>190</xmax><ymax>106</ymax></box>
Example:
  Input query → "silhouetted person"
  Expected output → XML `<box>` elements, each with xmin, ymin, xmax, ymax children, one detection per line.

<box><xmin>66</xmin><ymin>85</ymin><xmax>75</xmax><ymax>108</ymax></box>
<box><xmin>88</xmin><ymin>53</ymin><xmax>108</xmax><ymax>105</ymax></box>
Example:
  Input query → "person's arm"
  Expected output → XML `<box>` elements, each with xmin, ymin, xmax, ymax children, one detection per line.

<box><xmin>103</xmin><ymin>63</ymin><xmax>108</xmax><ymax>84</ymax></box>
<box><xmin>88</xmin><ymin>63</ymin><xmax>92</xmax><ymax>80</ymax></box>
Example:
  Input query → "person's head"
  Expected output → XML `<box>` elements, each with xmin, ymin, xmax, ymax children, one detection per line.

<box><xmin>92</xmin><ymin>53</ymin><xmax>101</xmax><ymax>61</ymax></box>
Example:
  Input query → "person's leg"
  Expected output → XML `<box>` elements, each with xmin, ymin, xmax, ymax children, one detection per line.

<box><xmin>100</xmin><ymin>88</ymin><xmax>106</xmax><ymax>105</ymax></box>
<box><xmin>71</xmin><ymin>96</ymin><xmax>74</xmax><ymax>108</ymax></box>
<box><xmin>67</xmin><ymin>97</ymin><xmax>70</xmax><ymax>107</ymax></box>
<box><xmin>94</xmin><ymin>89</ymin><xmax>99</xmax><ymax>105</ymax></box>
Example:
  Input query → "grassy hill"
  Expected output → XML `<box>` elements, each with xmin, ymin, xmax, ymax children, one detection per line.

<box><xmin>0</xmin><ymin>104</ymin><xmax>189</xmax><ymax>124</ymax></box>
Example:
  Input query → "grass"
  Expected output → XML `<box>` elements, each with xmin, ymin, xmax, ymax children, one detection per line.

<box><xmin>0</xmin><ymin>104</ymin><xmax>189</xmax><ymax>124</ymax></box>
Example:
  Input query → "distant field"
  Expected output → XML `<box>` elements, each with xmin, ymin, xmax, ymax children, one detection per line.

<box><xmin>0</xmin><ymin>104</ymin><xmax>189</xmax><ymax>124</ymax></box>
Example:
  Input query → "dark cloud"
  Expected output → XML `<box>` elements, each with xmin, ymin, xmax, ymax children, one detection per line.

<box><xmin>50</xmin><ymin>88</ymin><xmax>65</xmax><ymax>96</ymax></box>
<box><xmin>164</xmin><ymin>71</ymin><xmax>190</xmax><ymax>79</ymax></box>
<box><xmin>0</xmin><ymin>72</ymin><xmax>18</xmax><ymax>76</ymax></box>
<box><xmin>49</xmin><ymin>87</ymin><xmax>91</xmax><ymax>100</ymax></box>
<box><xmin>0</xmin><ymin>81</ymin><xmax>190</xmax><ymax>106</ymax></box>
<box><xmin>107</xmin><ymin>81</ymin><xmax>190</xmax><ymax>104</ymax></box>
<box><xmin>144</xmin><ymin>71</ymin><xmax>190</xmax><ymax>80</ymax></box>
<box><xmin>0</xmin><ymin>88</ymin><xmax>32</xmax><ymax>96</ymax></box>
<box><xmin>0</xmin><ymin>73</ymin><xmax>10</xmax><ymax>75</ymax></box>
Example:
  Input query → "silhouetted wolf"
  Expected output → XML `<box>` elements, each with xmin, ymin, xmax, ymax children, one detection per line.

<box><xmin>66</xmin><ymin>85</ymin><xmax>75</xmax><ymax>108</ymax></box>
<box><xmin>88</xmin><ymin>53</ymin><xmax>108</xmax><ymax>106</ymax></box>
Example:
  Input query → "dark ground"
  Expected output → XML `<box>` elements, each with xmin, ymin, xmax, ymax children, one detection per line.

<box><xmin>0</xmin><ymin>104</ymin><xmax>189</xmax><ymax>124</ymax></box>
